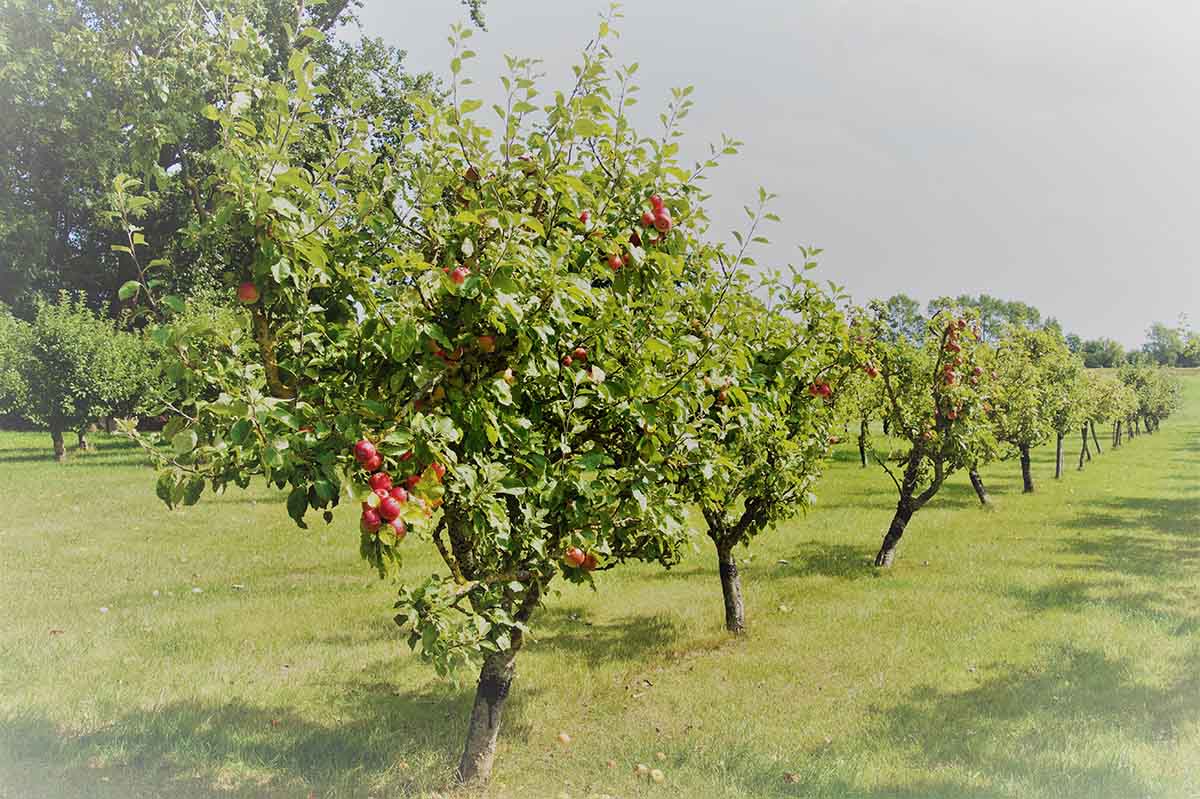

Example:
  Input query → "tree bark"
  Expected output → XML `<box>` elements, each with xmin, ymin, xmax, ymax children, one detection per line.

<box><xmin>456</xmin><ymin>586</ymin><xmax>539</xmax><ymax>785</ymax></box>
<box><xmin>858</xmin><ymin>418</ymin><xmax>868</xmax><ymax>468</ymax></box>
<box><xmin>1090</xmin><ymin>420</ymin><xmax>1101</xmax><ymax>454</ymax></box>
<box><xmin>1113</xmin><ymin>420</ymin><xmax>1121</xmax><ymax>448</ymax></box>
<box><xmin>716</xmin><ymin>543</ymin><xmax>745</xmax><ymax>634</ymax></box>
<box><xmin>874</xmin><ymin>501</ymin><xmax>913</xmax><ymax>567</ymax></box>
<box><xmin>1020</xmin><ymin>445</ymin><xmax>1035</xmax><ymax>493</ymax></box>
<box><xmin>1078</xmin><ymin>425</ymin><xmax>1090</xmax><ymax>470</ymax></box>
<box><xmin>881</xmin><ymin>417</ymin><xmax>890</xmax><ymax>436</ymax></box>
<box><xmin>77</xmin><ymin>429</ymin><xmax>90</xmax><ymax>451</ymax></box>
<box><xmin>1054</xmin><ymin>433</ymin><xmax>1064</xmax><ymax>479</ymax></box>
<box><xmin>51</xmin><ymin>428</ymin><xmax>66</xmax><ymax>463</ymax></box>
<box><xmin>969</xmin><ymin>468</ymin><xmax>990</xmax><ymax>506</ymax></box>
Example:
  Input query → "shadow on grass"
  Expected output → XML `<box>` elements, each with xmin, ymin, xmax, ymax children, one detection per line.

<box><xmin>0</xmin><ymin>673</ymin><xmax>491</xmax><ymax>798</ymax></box>
<box><xmin>534</xmin><ymin>605</ymin><xmax>684</xmax><ymax>664</ymax></box>
<box><xmin>774</xmin><ymin>542</ymin><xmax>877</xmax><ymax>581</ymax></box>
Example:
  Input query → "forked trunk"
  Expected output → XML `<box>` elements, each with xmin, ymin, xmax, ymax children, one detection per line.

<box><xmin>969</xmin><ymin>468</ymin><xmax>990</xmax><ymax>506</ymax></box>
<box><xmin>1078</xmin><ymin>425</ymin><xmax>1090</xmax><ymax>470</ymax></box>
<box><xmin>1090</xmin><ymin>420</ymin><xmax>1101</xmax><ymax>454</ymax></box>
<box><xmin>51</xmin><ymin>428</ymin><xmax>66</xmax><ymax>463</ymax></box>
<box><xmin>1054</xmin><ymin>433</ymin><xmax>1064</xmax><ymax>479</ymax></box>
<box><xmin>717</xmin><ymin>543</ymin><xmax>745</xmax><ymax>634</ymax></box>
<box><xmin>874</xmin><ymin>501</ymin><xmax>913</xmax><ymax>567</ymax></box>
<box><xmin>858</xmin><ymin>418</ymin><xmax>868</xmax><ymax>468</ymax></box>
<box><xmin>1020</xmin><ymin>445</ymin><xmax>1034</xmax><ymax>493</ymax></box>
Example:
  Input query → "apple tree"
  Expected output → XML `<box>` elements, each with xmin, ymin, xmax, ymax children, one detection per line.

<box><xmin>674</xmin><ymin>256</ymin><xmax>852</xmax><ymax>633</ymax></box>
<box><xmin>986</xmin><ymin>326</ymin><xmax>1064</xmax><ymax>493</ymax></box>
<box><xmin>860</xmin><ymin>305</ymin><xmax>992</xmax><ymax>566</ymax></box>
<box><xmin>116</xmin><ymin>16</ymin><xmax>756</xmax><ymax>785</ymax></box>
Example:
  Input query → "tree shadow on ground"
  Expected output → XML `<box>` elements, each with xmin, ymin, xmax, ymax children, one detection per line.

<box><xmin>532</xmin><ymin>605</ymin><xmax>684</xmax><ymax>665</ymax></box>
<box><xmin>772</xmin><ymin>541</ymin><xmax>878</xmax><ymax>581</ymax></box>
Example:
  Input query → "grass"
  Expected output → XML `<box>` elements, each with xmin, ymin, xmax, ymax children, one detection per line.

<box><xmin>1</xmin><ymin>378</ymin><xmax>1198</xmax><ymax>799</ymax></box>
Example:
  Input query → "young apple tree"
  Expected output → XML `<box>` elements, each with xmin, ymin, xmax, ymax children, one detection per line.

<box><xmin>674</xmin><ymin>257</ymin><xmax>853</xmax><ymax>633</ymax></box>
<box><xmin>986</xmin><ymin>326</ymin><xmax>1065</xmax><ymax>493</ymax></box>
<box><xmin>116</xmin><ymin>16</ymin><xmax>753</xmax><ymax>785</ymax></box>
<box><xmin>860</xmin><ymin>304</ymin><xmax>992</xmax><ymax>566</ymax></box>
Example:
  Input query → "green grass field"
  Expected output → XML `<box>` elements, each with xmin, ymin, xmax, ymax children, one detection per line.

<box><xmin>1</xmin><ymin>377</ymin><xmax>1197</xmax><ymax>799</ymax></box>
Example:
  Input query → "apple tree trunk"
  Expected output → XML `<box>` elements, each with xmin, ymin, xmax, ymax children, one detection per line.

<box><xmin>1078</xmin><ymin>425</ymin><xmax>1090</xmax><ymax>469</ymax></box>
<box><xmin>969</xmin><ymin>468</ymin><xmax>990</xmax><ymax>506</ymax></box>
<box><xmin>1019</xmin><ymin>445</ymin><xmax>1035</xmax><ymax>493</ymax></box>
<box><xmin>51</xmin><ymin>427</ymin><xmax>65</xmax><ymax>463</ymax></box>
<box><xmin>456</xmin><ymin>585</ymin><xmax>540</xmax><ymax>785</ymax></box>
<box><xmin>1113</xmin><ymin>420</ymin><xmax>1121</xmax><ymax>448</ymax></box>
<box><xmin>77</xmin><ymin>429</ymin><xmax>90</xmax><ymax>451</ymax></box>
<box><xmin>1090</xmin><ymin>420</ymin><xmax>1102</xmax><ymax>454</ymax></box>
<box><xmin>717</xmin><ymin>543</ymin><xmax>746</xmax><ymax>635</ymax></box>
<box><xmin>858</xmin><ymin>418</ymin><xmax>868</xmax><ymax>468</ymax></box>
<box><xmin>875</xmin><ymin>501</ymin><xmax>914</xmax><ymax>567</ymax></box>
<box><xmin>1054</xmin><ymin>433</ymin><xmax>1064</xmax><ymax>479</ymax></box>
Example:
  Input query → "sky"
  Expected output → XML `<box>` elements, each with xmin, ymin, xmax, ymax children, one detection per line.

<box><xmin>349</xmin><ymin>0</ymin><xmax>1199</xmax><ymax>348</ymax></box>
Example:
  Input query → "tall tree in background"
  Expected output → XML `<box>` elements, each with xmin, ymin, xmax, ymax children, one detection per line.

<box><xmin>0</xmin><ymin>0</ymin><xmax>432</xmax><ymax>318</ymax></box>
<box><xmin>928</xmin><ymin>294</ymin><xmax>1046</xmax><ymax>343</ymax></box>
<box><xmin>878</xmin><ymin>293</ymin><xmax>927</xmax><ymax>343</ymax></box>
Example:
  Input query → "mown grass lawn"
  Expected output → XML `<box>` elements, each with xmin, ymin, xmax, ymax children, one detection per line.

<box><xmin>1</xmin><ymin>377</ymin><xmax>1197</xmax><ymax>799</ymax></box>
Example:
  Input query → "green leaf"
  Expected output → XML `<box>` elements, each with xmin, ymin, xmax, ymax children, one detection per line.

<box><xmin>162</xmin><ymin>295</ymin><xmax>185</xmax><ymax>313</ymax></box>
<box><xmin>287</xmin><ymin>485</ymin><xmax>309</xmax><ymax>527</ymax></box>
<box><xmin>118</xmin><ymin>281</ymin><xmax>140</xmax><ymax>301</ymax></box>
<box><xmin>172</xmin><ymin>429</ymin><xmax>198</xmax><ymax>454</ymax></box>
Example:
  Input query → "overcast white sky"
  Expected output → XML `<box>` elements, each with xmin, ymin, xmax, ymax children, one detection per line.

<box><xmin>350</xmin><ymin>0</ymin><xmax>1199</xmax><ymax>347</ymax></box>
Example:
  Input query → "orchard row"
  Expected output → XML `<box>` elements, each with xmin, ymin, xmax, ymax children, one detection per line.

<box><xmin>102</xmin><ymin>16</ymin><xmax>1181</xmax><ymax>788</ymax></box>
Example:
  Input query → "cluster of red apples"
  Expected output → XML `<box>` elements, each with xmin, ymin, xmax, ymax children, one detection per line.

<box><xmin>353</xmin><ymin>439</ymin><xmax>444</xmax><ymax>541</ymax></box>
<box><xmin>583</xmin><ymin>193</ymin><xmax>675</xmax><ymax>272</ymax></box>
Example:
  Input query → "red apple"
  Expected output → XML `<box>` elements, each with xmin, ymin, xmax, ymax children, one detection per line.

<box><xmin>360</xmin><ymin>508</ymin><xmax>382</xmax><ymax>534</ymax></box>
<box><xmin>378</xmin><ymin>497</ymin><xmax>402</xmax><ymax>521</ymax></box>
<box><xmin>564</xmin><ymin>547</ymin><xmax>586</xmax><ymax>568</ymax></box>
<box><xmin>477</xmin><ymin>334</ymin><xmax>497</xmax><ymax>353</ymax></box>
<box><xmin>389</xmin><ymin>517</ymin><xmax>407</xmax><ymax>541</ymax></box>
<box><xmin>389</xmin><ymin>485</ymin><xmax>408</xmax><ymax>503</ymax></box>
<box><xmin>431</xmin><ymin>462</ymin><xmax>446</xmax><ymax>481</ymax></box>
<box><xmin>368</xmin><ymin>472</ymin><xmax>393</xmax><ymax>492</ymax></box>
<box><xmin>607</xmin><ymin>253</ymin><xmax>623</xmax><ymax>271</ymax></box>
<box><xmin>237</xmin><ymin>281</ymin><xmax>260</xmax><ymax>304</ymax></box>
<box><xmin>973</xmin><ymin>366</ymin><xmax>984</xmax><ymax>376</ymax></box>
<box><xmin>582</xmin><ymin>552</ymin><xmax>598</xmax><ymax>571</ymax></box>
<box><xmin>363</xmin><ymin>453</ymin><xmax>383</xmax><ymax>472</ymax></box>
<box><xmin>400</xmin><ymin>450</ymin><xmax>413</xmax><ymax>462</ymax></box>
<box><xmin>649</xmin><ymin>194</ymin><xmax>664</xmax><ymax>211</ymax></box>
<box><xmin>353</xmin><ymin>439</ymin><xmax>377</xmax><ymax>464</ymax></box>
<box><xmin>653</xmin><ymin>212</ymin><xmax>672</xmax><ymax>233</ymax></box>
<box><xmin>405</xmin><ymin>474</ymin><xmax>421</xmax><ymax>490</ymax></box>
<box><xmin>450</xmin><ymin>266</ymin><xmax>469</xmax><ymax>285</ymax></box>
<box><xmin>562</xmin><ymin>354</ymin><xmax>573</xmax><ymax>367</ymax></box>
<box><xmin>640</xmin><ymin>210</ymin><xmax>655</xmax><ymax>227</ymax></box>
<box><xmin>573</xmin><ymin>346</ymin><xmax>588</xmax><ymax>361</ymax></box>
<box><xmin>579</xmin><ymin>210</ymin><xmax>590</xmax><ymax>225</ymax></box>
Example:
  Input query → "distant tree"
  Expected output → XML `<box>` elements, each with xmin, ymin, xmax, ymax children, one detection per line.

<box><xmin>1141</xmin><ymin>322</ymin><xmax>1184</xmax><ymax>366</ymax></box>
<box><xmin>7</xmin><ymin>293</ymin><xmax>154</xmax><ymax>460</ymax></box>
<box><xmin>878</xmin><ymin>294</ymin><xmax>927</xmax><ymax>343</ymax></box>
<box><xmin>928</xmin><ymin>294</ymin><xmax>1043</xmax><ymax>343</ymax></box>
<box><xmin>1078</xmin><ymin>337</ymin><xmax>1126</xmax><ymax>368</ymax></box>
<box><xmin>1065</xmin><ymin>333</ymin><xmax>1082</xmax><ymax>353</ymax></box>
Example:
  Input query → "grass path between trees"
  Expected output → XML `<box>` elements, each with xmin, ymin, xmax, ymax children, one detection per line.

<box><xmin>1</xmin><ymin>377</ymin><xmax>1197</xmax><ymax>799</ymax></box>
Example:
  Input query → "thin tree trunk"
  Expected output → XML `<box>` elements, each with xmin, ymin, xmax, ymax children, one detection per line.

<box><xmin>456</xmin><ymin>586</ymin><xmax>539</xmax><ymax>785</ymax></box>
<box><xmin>1090</xmin><ymin>420</ymin><xmax>1101</xmax><ymax>454</ymax></box>
<box><xmin>881</xmin><ymin>417</ymin><xmax>890</xmax><ymax>436</ymax></box>
<box><xmin>105</xmin><ymin>417</ymin><xmax>116</xmax><ymax>434</ymax></box>
<box><xmin>874</xmin><ymin>500</ymin><xmax>914</xmax><ymax>567</ymax></box>
<box><xmin>716</xmin><ymin>543</ymin><xmax>745</xmax><ymax>634</ymax></box>
<box><xmin>51</xmin><ymin>428</ymin><xmax>66</xmax><ymax>463</ymax></box>
<box><xmin>1078</xmin><ymin>425</ymin><xmax>1090</xmax><ymax>469</ymax></box>
<box><xmin>1054</xmin><ymin>433</ymin><xmax>1064</xmax><ymax>479</ymax></box>
<box><xmin>1113</xmin><ymin>420</ymin><xmax>1121</xmax><ymax>448</ymax></box>
<box><xmin>1020</xmin><ymin>445</ymin><xmax>1035</xmax><ymax>493</ymax></box>
<box><xmin>858</xmin><ymin>418</ymin><xmax>868</xmax><ymax>468</ymax></box>
<box><xmin>969</xmin><ymin>468</ymin><xmax>990</xmax><ymax>506</ymax></box>
<box><xmin>77</xmin><ymin>429</ymin><xmax>90</xmax><ymax>451</ymax></box>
